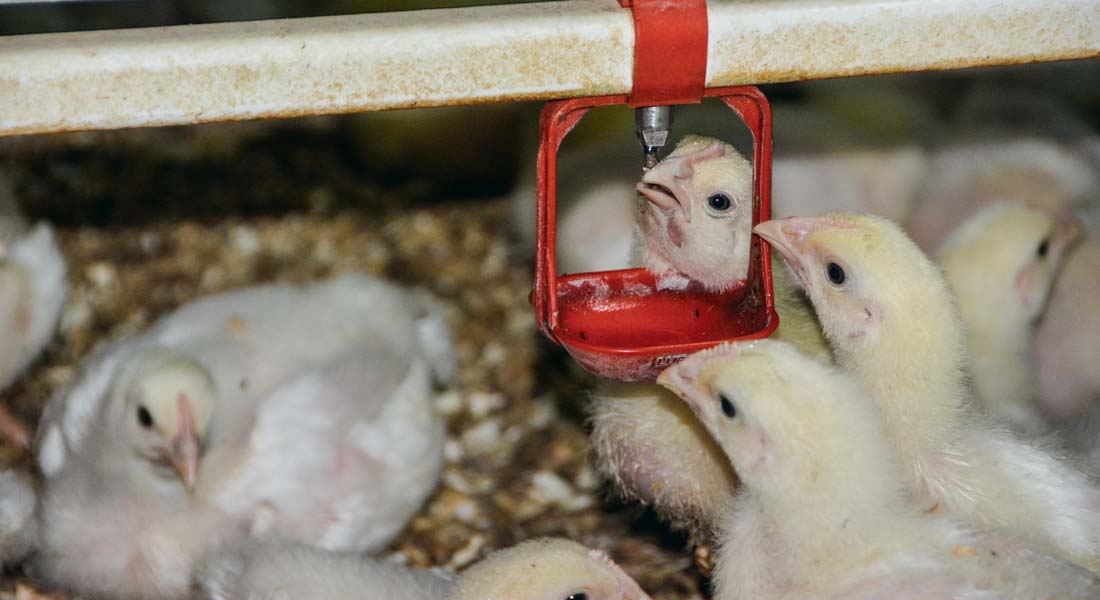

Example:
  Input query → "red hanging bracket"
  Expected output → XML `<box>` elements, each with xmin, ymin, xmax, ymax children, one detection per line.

<box><xmin>529</xmin><ymin>0</ymin><xmax>776</xmax><ymax>381</ymax></box>
<box><xmin>619</xmin><ymin>0</ymin><xmax>709</xmax><ymax>107</ymax></box>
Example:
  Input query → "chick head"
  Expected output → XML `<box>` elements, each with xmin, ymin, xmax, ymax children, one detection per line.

<box><xmin>117</xmin><ymin>351</ymin><xmax>215</xmax><ymax>491</ymax></box>
<box><xmin>753</xmin><ymin>213</ymin><xmax>954</xmax><ymax>351</ymax></box>
<box><xmin>635</xmin><ymin>135</ymin><xmax>754</xmax><ymax>291</ymax></box>
<box><xmin>657</xmin><ymin>340</ymin><xmax>884</xmax><ymax>501</ymax></box>
<box><xmin>452</xmin><ymin>538</ymin><xmax>651</xmax><ymax>600</ymax></box>
<box><xmin>939</xmin><ymin>202</ymin><xmax>1082</xmax><ymax>324</ymax></box>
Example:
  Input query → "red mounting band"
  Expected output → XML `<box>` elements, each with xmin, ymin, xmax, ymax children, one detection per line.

<box><xmin>619</xmin><ymin>0</ymin><xmax>709</xmax><ymax>107</ymax></box>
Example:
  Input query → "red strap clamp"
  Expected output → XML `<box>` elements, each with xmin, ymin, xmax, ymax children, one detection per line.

<box><xmin>620</xmin><ymin>0</ymin><xmax>709</xmax><ymax>106</ymax></box>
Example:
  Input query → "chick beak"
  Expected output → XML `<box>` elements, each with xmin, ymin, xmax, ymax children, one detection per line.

<box><xmin>169</xmin><ymin>394</ymin><xmax>200</xmax><ymax>492</ymax></box>
<box><xmin>656</xmin><ymin>361</ymin><xmax>708</xmax><ymax>416</ymax></box>
<box><xmin>637</xmin><ymin>158</ymin><xmax>692</xmax><ymax>222</ymax></box>
<box><xmin>753</xmin><ymin>218</ymin><xmax>820</xmax><ymax>284</ymax></box>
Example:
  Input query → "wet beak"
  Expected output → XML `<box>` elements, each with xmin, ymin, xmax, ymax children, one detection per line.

<box><xmin>637</xmin><ymin>159</ymin><xmax>691</xmax><ymax>222</ymax></box>
<box><xmin>169</xmin><ymin>394</ymin><xmax>200</xmax><ymax>492</ymax></box>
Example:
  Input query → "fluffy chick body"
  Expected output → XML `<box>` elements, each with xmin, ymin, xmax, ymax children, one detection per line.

<box><xmin>0</xmin><ymin>468</ymin><xmax>37</xmax><ymax>565</ymax></box>
<box><xmin>659</xmin><ymin>340</ymin><xmax>1100</xmax><ymax>600</ymax></box>
<box><xmin>756</xmin><ymin>212</ymin><xmax>1100</xmax><ymax>572</ymax></box>
<box><xmin>938</xmin><ymin>202</ymin><xmax>1081</xmax><ymax>434</ymax></box>
<box><xmin>33</xmin><ymin>274</ymin><xmax>452</xmax><ymax>598</ymax></box>
<box><xmin>200</xmin><ymin>537</ymin><xmax>650</xmax><ymax>600</ymax></box>
<box><xmin>199</xmin><ymin>537</ymin><xmax>452</xmax><ymax>600</ymax></box>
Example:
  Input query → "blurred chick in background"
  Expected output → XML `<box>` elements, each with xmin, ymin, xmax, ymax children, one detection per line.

<box><xmin>0</xmin><ymin>174</ymin><xmax>67</xmax><ymax>450</ymax></box>
<box><xmin>659</xmin><ymin>340</ymin><xmax>1100</xmax><ymax>600</ymax></box>
<box><xmin>938</xmin><ymin>202</ymin><xmax>1082</xmax><ymax>434</ymax></box>
<box><xmin>904</xmin><ymin>87</ymin><xmax>1100</xmax><ymax>424</ymax></box>
<box><xmin>756</xmin><ymin>212</ymin><xmax>1100</xmax><ymax>573</ymax></box>
<box><xmin>33</xmin><ymin>274</ymin><xmax>454</xmax><ymax>599</ymax></box>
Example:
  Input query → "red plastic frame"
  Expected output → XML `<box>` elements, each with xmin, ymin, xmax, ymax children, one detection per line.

<box><xmin>532</xmin><ymin>86</ymin><xmax>779</xmax><ymax>381</ymax></box>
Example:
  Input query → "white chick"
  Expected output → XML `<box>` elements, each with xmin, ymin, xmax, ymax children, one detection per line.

<box><xmin>0</xmin><ymin>178</ymin><xmax>67</xmax><ymax>448</ymax></box>
<box><xmin>33</xmin><ymin>273</ymin><xmax>453</xmax><ymax>599</ymax></box>
<box><xmin>755</xmin><ymin>212</ymin><xmax>1100</xmax><ymax>572</ymax></box>
<box><xmin>199</xmin><ymin>537</ymin><xmax>650</xmax><ymax>600</ymax></box>
<box><xmin>198</xmin><ymin>537</ymin><xmax>452</xmax><ymax>600</ymax></box>
<box><xmin>0</xmin><ymin>468</ymin><xmax>37</xmax><ymax>565</ymax></box>
<box><xmin>633</xmin><ymin>135</ymin><xmax>754</xmax><ymax>291</ymax></box>
<box><xmin>657</xmin><ymin>339</ymin><xmax>1100</xmax><ymax>599</ymax></box>
<box><xmin>0</xmin><ymin>176</ymin><xmax>66</xmax><ymax>393</ymax></box>
<box><xmin>938</xmin><ymin>202</ymin><xmax>1082</xmax><ymax>434</ymax></box>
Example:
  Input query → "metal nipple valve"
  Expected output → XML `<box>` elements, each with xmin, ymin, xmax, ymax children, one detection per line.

<box><xmin>634</xmin><ymin>105</ymin><xmax>673</xmax><ymax>170</ymax></box>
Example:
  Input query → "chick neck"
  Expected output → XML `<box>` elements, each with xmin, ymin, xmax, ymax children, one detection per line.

<box><xmin>746</xmin><ymin>438</ymin><xmax>927</xmax><ymax>581</ymax></box>
<box><xmin>832</xmin><ymin>282</ymin><xmax>970</xmax><ymax>468</ymax></box>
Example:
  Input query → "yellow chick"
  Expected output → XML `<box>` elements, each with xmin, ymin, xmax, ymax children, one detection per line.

<box><xmin>938</xmin><ymin>202</ymin><xmax>1082</xmax><ymax>434</ymax></box>
<box><xmin>658</xmin><ymin>339</ymin><xmax>1100</xmax><ymax>599</ymax></box>
<box><xmin>755</xmin><ymin>212</ymin><xmax>1100</xmax><ymax>573</ymax></box>
<box><xmin>589</xmin><ymin>136</ymin><xmax>828</xmax><ymax>535</ymax></box>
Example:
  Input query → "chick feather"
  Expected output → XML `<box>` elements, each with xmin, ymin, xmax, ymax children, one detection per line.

<box><xmin>199</xmin><ymin>537</ymin><xmax>650</xmax><ymax>600</ymax></box>
<box><xmin>0</xmin><ymin>175</ymin><xmax>67</xmax><ymax>449</ymax></box>
<box><xmin>755</xmin><ymin>212</ymin><xmax>1100</xmax><ymax>573</ymax></box>
<box><xmin>198</xmin><ymin>537</ymin><xmax>452</xmax><ymax>600</ymax></box>
<box><xmin>33</xmin><ymin>273</ymin><xmax>453</xmax><ymax>598</ymax></box>
<box><xmin>0</xmin><ymin>174</ymin><xmax>66</xmax><ymax>392</ymax></box>
<box><xmin>658</xmin><ymin>339</ymin><xmax>1100</xmax><ymax>600</ymax></box>
<box><xmin>0</xmin><ymin>468</ymin><xmax>37</xmax><ymax>565</ymax></box>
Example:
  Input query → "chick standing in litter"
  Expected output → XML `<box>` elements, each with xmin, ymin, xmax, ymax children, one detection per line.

<box><xmin>657</xmin><ymin>339</ymin><xmax>1100</xmax><ymax>599</ymax></box>
<box><xmin>938</xmin><ymin>202</ymin><xmax>1081</xmax><ymax>433</ymax></box>
<box><xmin>33</xmin><ymin>273</ymin><xmax>454</xmax><ymax>599</ymax></box>
<box><xmin>755</xmin><ymin>212</ymin><xmax>1100</xmax><ymax>572</ymax></box>
<box><xmin>591</xmin><ymin>135</ymin><xmax>826</xmax><ymax>533</ymax></box>
<box><xmin>199</xmin><ymin>537</ymin><xmax>651</xmax><ymax>600</ymax></box>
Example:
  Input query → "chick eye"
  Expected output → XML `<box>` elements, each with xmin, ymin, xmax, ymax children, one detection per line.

<box><xmin>826</xmin><ymin>262</ymin><xmax>846</xmax><ymax>285</ymax></box>
<box><xmin>566</xmin><ymin>594</ymin><xmax>588</xmax><ymax>600</ymax></box>
<box><xmin>719</xmin><ymin>394</ymin><xmax>737</xmax><ymax>419</ymax></box>
<box><xmin>1037</xmin><ymin>238</ymin><xmax>1050</xmax><ymax>258</ymax></box>
<box><xmin>137</xmin><ymin>405</ymin><xmax>154</xmax><ymax>429</ymax></box>
<box><xmin>707</xmin><ymin>193</ymin><xmax>733</xmax><ymax>212</ymax></box>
